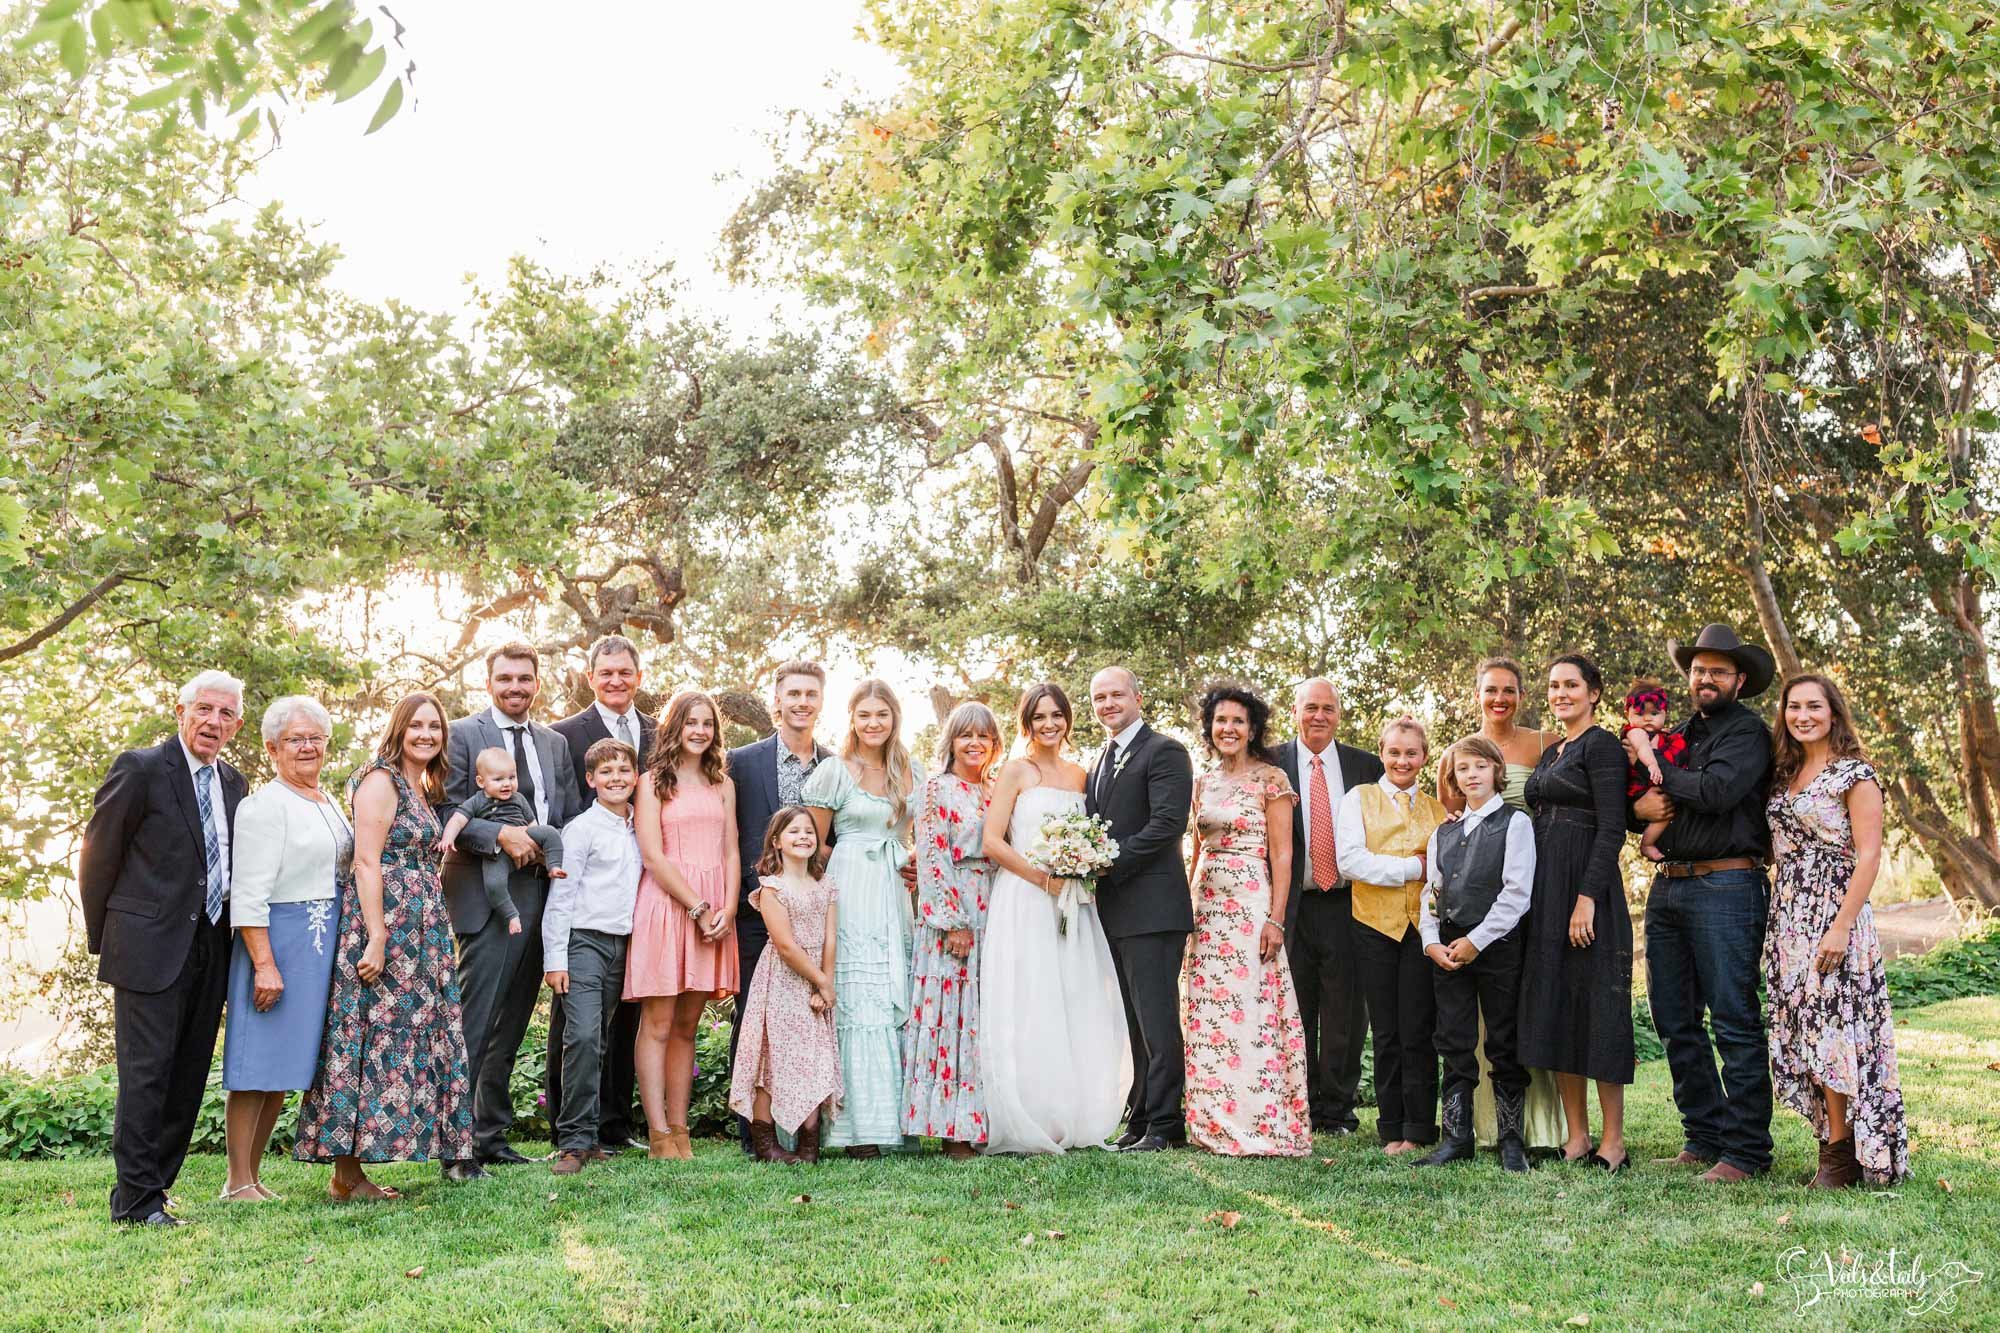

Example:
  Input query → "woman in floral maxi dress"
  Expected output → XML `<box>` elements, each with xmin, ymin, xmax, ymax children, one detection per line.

<box><xmin>1764</xmin><ymin>673</ymin><xmax>1908</xmax><ymax>1187</ymax></box>
<box><xmin>1181</xmin><ymin>683</ymin><xmax>1310</xmax><ymax>1157</ymax></box>
<box><xmin>294</xmin><ymin>694</ymin><xmax>475</xmax><ymax>1196</ymax></box>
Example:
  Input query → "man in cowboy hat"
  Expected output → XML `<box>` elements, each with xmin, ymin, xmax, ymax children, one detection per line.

<box><xmin>1628</xmin><ymin>623</ymin><xmax>1776</xmax><ymax>1184</ymax></box>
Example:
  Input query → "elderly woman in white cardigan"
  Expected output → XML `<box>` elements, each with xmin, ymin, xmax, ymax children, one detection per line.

<box><xmin>218</xmin><ymin>696</ymin><xmax>351</xmax><ymax>1202</ymax></box>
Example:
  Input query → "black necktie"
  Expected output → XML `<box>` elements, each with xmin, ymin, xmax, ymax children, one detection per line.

<box><xmin>1098</xmin><ymin>740</ymin><xmax>1119</xmax><ymax>803</ymax></box>
<box><xmin>509</xmin><ymin>724</ymin><xmax>537</xmax><ymax>813</ymax></box>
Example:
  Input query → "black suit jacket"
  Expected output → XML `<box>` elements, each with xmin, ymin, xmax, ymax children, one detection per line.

<box><xmin>79</xmin><ymin>738</ymin><xmax>247</xmax><ymax>994</ymax></box>
<box><xmin>725</xmin><ymin>734</ymin><xmax>831</xmax><ymax>929</ymax></box>
<box><xmin>1086</xmin><ymin>723</ymin><xmax>1195</xmax><ymax>939</ymax></box>
<box><xmin>1271</xmin><ymin>738</ymin><xmax>1384</xmax><ymax>933</ymax></box>
<box><xmin>442</xmin><ymin>712</ymin><xmax>582</xmax><ymax>935</ymax></box>
<box><xmin>551</xmin><ymin>706</ymin><xmax>658</xmax><ymax>805</ymax></box>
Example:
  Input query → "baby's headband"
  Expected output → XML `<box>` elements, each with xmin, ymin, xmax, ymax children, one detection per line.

<box><xmin>1624</xmin><ymin>688</ymin><xmax>1671</xmax><ymax>713</ymax></box>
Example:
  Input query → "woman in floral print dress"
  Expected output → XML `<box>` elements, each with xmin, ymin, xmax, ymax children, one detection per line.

<box><xmin>901</xmin><ymin>703</ymin><xmax>1001</xmax><ymax>1157</ymax></box>
<box><xmin>1181</xmin><ymin>682</ymin><xmax>1310</xmax><ymax>1157</ymax></box>
<box><xmin>294</xmin><ymin>694</ymin><xmax>475</xmax><ymax>1196</ymax></box>
<box><xmin>1764</xmin><ymin>673</ymin><xmax>1907</xmax><ymax>1187</ymax></box>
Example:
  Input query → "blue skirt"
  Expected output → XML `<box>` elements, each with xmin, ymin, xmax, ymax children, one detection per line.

<box><xmin>223</xmin><ymin>897</ymin><xmax>341</xmax><ymax>1091</ymax></box>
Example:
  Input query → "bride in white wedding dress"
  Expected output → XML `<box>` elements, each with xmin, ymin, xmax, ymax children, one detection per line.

<box><xmin>979</xmin><ymin>683</ymin><xmax>1131</xmax><ymax>1154</ymax></box>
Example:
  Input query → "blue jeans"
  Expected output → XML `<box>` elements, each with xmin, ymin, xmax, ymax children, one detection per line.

<box><xmin>1644</xmin><ymin>868</ymin><xmax>1774</xmax><ymax>1174</ymax></box>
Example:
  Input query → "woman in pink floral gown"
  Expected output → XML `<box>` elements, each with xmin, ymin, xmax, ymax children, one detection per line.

<box><xmin>1182</xmin><ymin>682</ymin><xmax>1310</xmax><ymax>1157</ymax></box>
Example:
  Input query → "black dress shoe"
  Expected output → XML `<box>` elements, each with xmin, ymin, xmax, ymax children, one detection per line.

<box><xmin>441</xmin><ymin>1160</ymin><xmax>489</xmax><ymax>1181</ymax></box>
<box><xmin>1112</xmin><ymin>1128</ymin><xmax>1146</xmax><ymax>1151</ymax></box>
<box><xmin>122</xmin><ymin>1209</ymin><xmax>185</xmax><ymax>1227</ymax></box>
<box><xmin>596</xmin><ymin>1133</ymin><xmax>636</xmax><ymax>1152</ymax></box>
<box><xmin>480</xmin><ymin>1144</ymin><xmax>530</xmax><ymax>1166</ymax></box>
<box><xmin>1119</xmin><ymin>1134</ymin><xmax>1176</xmax><ymax>1153</ymax></box>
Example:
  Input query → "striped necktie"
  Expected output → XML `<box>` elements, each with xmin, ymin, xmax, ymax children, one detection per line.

<box><xmin>195</xmin><ymin>764</ymin><xmax>224</xmax><ymax>924</ymax></box>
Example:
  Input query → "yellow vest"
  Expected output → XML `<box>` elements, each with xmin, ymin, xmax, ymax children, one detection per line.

<box><xmin>1351</xmin><ymin>783</ymin><xmax>1445</xmax><ymax>942</ymax></box>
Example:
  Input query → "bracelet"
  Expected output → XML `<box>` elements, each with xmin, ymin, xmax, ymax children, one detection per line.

<box><xmin>1263</xmin><ymin>917</ymin><xmax>1284</xmax><ymax>934</ymax></box>
<box><xmin>686</xmin><ymin>900</ymin><xmax>707</xmax><ymax>919</ymax></box>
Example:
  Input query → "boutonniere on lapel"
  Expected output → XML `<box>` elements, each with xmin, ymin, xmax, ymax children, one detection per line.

<box><xmin>1110</xmin><ymin>747</ymin><xmax>1133</xmax><ymax>781</ymax></box>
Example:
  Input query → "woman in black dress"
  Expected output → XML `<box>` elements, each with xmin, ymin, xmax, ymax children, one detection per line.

<box><xmin>1518</xmin><ymin>654</ymin><xmax>1634</xmax><ymax>1170</ymax></box>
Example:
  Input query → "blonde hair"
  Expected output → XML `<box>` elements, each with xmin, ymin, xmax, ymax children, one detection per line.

<box><xmin>843</xmin><ymin>678</ymin><xmax>914</xmax><ymax>826</ymax></box>
<box><xmin>1442</xmin><ymin>735</ymin><xmax>1505</xmax><ymax>788</ymax></box>
<box><xmin>1379</xmin><ymin>714</ymin><xmax>1430</xmax><ymax>756</ymax></box>
<box><xmin>935</xmin><ymin>701</ymin><xmax>1002</xmax><ymax>781</ymax></box>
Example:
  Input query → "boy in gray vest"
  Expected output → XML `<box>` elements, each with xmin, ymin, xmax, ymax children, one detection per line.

<box><xmin>1416</xmin><ymin>736</ymin><xmax>1537</xmax><ymax>1172</ymax></box>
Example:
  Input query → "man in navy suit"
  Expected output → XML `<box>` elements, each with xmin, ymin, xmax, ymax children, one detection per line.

<box><xmin>546</xmin><ymin>635</ymin><xmax>657</xmax><ymax>1150</ymax></box>
<box><xmin>723</xmin><ymin>660</ymin><xmax>830</xmax><ymax>1150</ymax></box>
<box><xmin>80</xmin><ymin>670</ymin><xmax>249</xmax><ymax>1225</ymax></box>
<box><xmin>1270</xmin><ymin>678</ymin><xmax>1384</xmax><ymax>1135</ymax></box>
<box><xmin>442</xmin><ymin>643</ymin><xmax>582</xmax><ymax>1171</ymax></box>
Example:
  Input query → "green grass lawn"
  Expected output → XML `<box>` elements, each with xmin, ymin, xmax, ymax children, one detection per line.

<box><xmin>1</xmin><ymin>998</ymin><xmax>1995</xmax><ymax>1330</ymax></box>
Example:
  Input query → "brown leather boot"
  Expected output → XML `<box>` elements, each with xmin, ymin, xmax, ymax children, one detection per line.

<box><xmin>1809</xmin><ymin>1136</ymin><xmax>1862</xmax><ymax>1189</ymax></box>
<box><xmin>648</xmin><ymin>1128</ymin><xmax>674</xmax><ymax>1160</ymax></box>
<box><xmin>665</xmin><ymin>1126</ymin><xmax>694</xmax><ymax>1161</ymax></box>
<box><xmin>941</xmin><ymin>1139</ymin><xmax>977</xmax><ymax>1161</ymax></box>
<box><xmin>749</xmin><ymin>1119</ymin><xmax>802</xmax><ymax>1164</ymax></box>
<box><xmin>794</xmin><ymin>1120</ymin><xmax>821</xmax><ymax>1164</ymax></box>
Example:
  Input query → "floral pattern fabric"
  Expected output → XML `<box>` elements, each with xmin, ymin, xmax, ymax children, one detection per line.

<box><xmin>729</xmin><ymin>876</ymin><xmax>844</xmax><ymax>1135</ymax></box>
<box><xmin>902</xmin><ymin>773</ymin><xmax>993</xmax><ymax>1142</ymax></box>
<box><xmin>1181</xmin><ymin>765</ymin><xmax>1310</xmax><ymax>1157</ymax></box>
<box><xmin>294</xmin><ymin>760</ymin><xmax>475</xmax><ymax>1163</ymax></box>
<box><xmin>1765</xmin><ymin>757</ymin><xmax>1909</xmax><ymax>1183</ymax></box>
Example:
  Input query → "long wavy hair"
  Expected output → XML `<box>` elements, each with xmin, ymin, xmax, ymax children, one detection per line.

<box><xmin>756</xmin><ymin>805</ymin><xmax>830</xmax><ymax>879</ymax></box>
<box><xmin>1197</xmin><ymin>679</ymin><xmax>1277</xmax><ymax>764</ymax></box>
<box><xmin>648</xmin><ymin>689</ymin><xmax>727</xmax><ymax>802</ymax></box>
<box><xmin>374</xmin><ymin>692</ymin><xmax>449</xmax><ymax>804</ymax></box>
<box><xmin>842</xmin><ymin>678</ymin><xmax>914</xmax><ymax>826</ymax></box>
<box><xmin>1771</xmin><ymin>672</ymin><xmax>1867</xmax><ymax>789</ymax></box>
<box><xmin>1015</xmin><ymin>681</ymin><xmax>1073</xmax><ymax>753</ymax></box>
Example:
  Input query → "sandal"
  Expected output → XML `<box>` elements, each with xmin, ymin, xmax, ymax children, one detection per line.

<box><xmin>328</xmin><ymin>1175</ymin><xmax>404</xmax><ymax>1203</ymax></box>
<box><xmin>1587</xmin><ymin>1150</ymin><xmax>1630</xmax><ymax>1174</ymax></box>
<box><xmin>1561</xmin><ymin>1142</ymin><xmax>1596</xmax><ymax>1165</ymax></box>
<box><xmin>217</xmin><ymin>1182</ymin><xmax>268</xmax><ymax>1203</ymax></box>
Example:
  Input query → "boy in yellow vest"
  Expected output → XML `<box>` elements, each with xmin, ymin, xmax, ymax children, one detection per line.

<box><xmin>1334</xmin><ymin>716</ymin><xmax>1447</xmax><ymax>1155</ymax></box>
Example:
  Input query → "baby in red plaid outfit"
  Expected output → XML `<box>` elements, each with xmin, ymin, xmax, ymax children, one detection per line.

<box><xmin>1622</xmin><ymin>680</ymin><xmax>1688</xmax><ymax>862</ymax></box>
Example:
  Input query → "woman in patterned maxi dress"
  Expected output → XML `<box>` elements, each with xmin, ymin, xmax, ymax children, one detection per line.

<box><xmin>901</xmin><ymin>705</ymin><xmax>1001</xmax><ymax>1156</ymax></box>
<box><xmin>1764</xmin><ymin>673</ymin><xmax>1908</xmax><ymax>1187</ymax></box>
<box><xmin>294</xmin><ymin>694</ymin><xmax>475</xmax><ymax>1197</ymax></box>
<box><xmin>1181</xmin><ymin>684</ymin><xmax>1310</xmax><ymax>1157</ymax></box>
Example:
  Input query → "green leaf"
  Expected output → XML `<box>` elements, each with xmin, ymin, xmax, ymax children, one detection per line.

<box><xmin>57</xmin><ymin>18</ymin><xmax>87</xmax><ymax>77</ymax></box>
<box><xmin>329</xmin><ymin>43</ymin><xmax>383</xmax><ymax>102</ymax></box>
<box><xmin>363</xmin><ymin>72</ymin><xmax>403</xmax><ymax>133</ymax></box>
<box><xmin>34</xmin><ymin>0</ymin><xmax>84</xmax><ymax>22</ymax></box>
<box><xmin>127</xmin><ymin>80</ymin><xmax>183</xmax><ymax>112</ymax></box>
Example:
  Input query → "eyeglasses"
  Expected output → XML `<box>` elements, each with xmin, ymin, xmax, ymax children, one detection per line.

<box><xmin>279</xmin><ymin>735</ymin><xmax>329</xmax><ymax>750</ymax></box>
<box><xmin>1689</xmin><ymin>667</ymin><xmax>1740</xmax><ymax>681</ymax></box>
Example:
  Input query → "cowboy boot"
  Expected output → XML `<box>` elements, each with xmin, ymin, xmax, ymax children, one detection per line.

<box><xmin>749</xmin><ymin>1119</ymin><xmax>801</xmax><ymax>1165</ymax></box>
<box><xmin>794</xmin><ymin>1120</ymin><xmax>822</xmax><ymax>1164</ymax></box>
<box><xmin>1415</xmin><ymin>1089</ymin><xmax>1474</xmax><ymax>1166</ymax></box>
<box><xmin>1809</xmin><ymin>1135</ymin><xmax>1862</xmax><ymax>1189</ymax></box>
<box><xmin>1494</xmin><ymin>1085</ymin><xmax>1530</xmax><ymax>1174</ymax></box>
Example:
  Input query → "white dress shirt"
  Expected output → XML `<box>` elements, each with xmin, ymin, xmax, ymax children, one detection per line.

<box><xmin>594</xmin><ymin>700</ymin><xmax>640</xmax><ymax>749</ymax></box>
<box><xmin>487</xmin><ymin>706</ymin><xmax>551</xmax><ymax>824</ymax></box>
<box><xmin>543</xmin><ymin>801</ymin><xmax>642</xmax><ymax>971</ymax></box>
<box><xmin>1418</xmin><ymin>794</ymin><xmax>1537</xmax><ymax>952</ymax></box>
<box><xmin>1294</xmin><ymin>740</ymin><xmax>1346</xmax><ymax>869</ymax></box>
<box><xmin>1095</xmin><ymin>717</ymin><xmax>1146</xmax><ymax>801</ymax></box>
<box><xmin>180</xmin><ymin>737</ymin><xmax>232</xmax><ymax>899</ymax></box>
<box><xmin>230</xmin><ymin>782</ymin><xmax>351</xmax><ymax>926</ymax></box>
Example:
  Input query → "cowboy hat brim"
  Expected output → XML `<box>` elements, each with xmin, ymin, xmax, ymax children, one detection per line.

<box><xmin>1668</xmin><ymin>636</ymin><xmax>1776</xmax><ymax>700</ymax></box>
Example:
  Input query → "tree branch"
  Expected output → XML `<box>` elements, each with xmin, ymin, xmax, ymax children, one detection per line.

<box><xmin>0</xmin><ymin>572</ymin><xmax>128</xmax><ymax>663</ymax></box>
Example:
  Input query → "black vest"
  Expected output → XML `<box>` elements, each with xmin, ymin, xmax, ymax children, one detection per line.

<box><xmin>1434</xmin><ymin>804</ymin><xmax>1524</xmax><ymax>929</ymax></box>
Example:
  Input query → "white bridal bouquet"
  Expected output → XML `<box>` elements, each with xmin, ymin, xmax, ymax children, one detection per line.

<box><xmin>1027</xmin><ymin>810</ymin><xmax>1120</xmax><ymax>935</ymax></box>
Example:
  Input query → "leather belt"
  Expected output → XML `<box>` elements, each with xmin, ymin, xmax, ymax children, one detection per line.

<box><xmin>1657</xmin><ymin>856</ymin><xmax>1760</xmax><ymax>879</ymax></box>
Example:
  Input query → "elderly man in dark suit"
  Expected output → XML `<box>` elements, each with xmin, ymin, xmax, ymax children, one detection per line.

<box><xmin>80</xmin><ymin>669</ymin><xmax>249</xmax><ymax>1225</ymax></box>
<box><xmin>1271</xmin><ymin>677</ymin><xmax>1384</xmax><ymax>1136</ymax></box>
<box><xmin>723</xmin><ymin>659</ymin><xmax>831</xmax><ymax>1151</ymax></box>
<box><xmin>546</xmin><ymin>634</ymin><xmax>657</xmax><ymax>1151</ymax></box>
<box><xmin>444</xmin><ymin>642</ymin><xmax>581</xmax><ymax>1170</ymax></box>
<box><xmin>1085</xmin><ymin>666</ymin><xmax>1195</xmax><ymax>1154</ymax></box>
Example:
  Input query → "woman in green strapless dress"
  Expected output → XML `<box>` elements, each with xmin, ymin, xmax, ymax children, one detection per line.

<box><xmin>1440</xmin><ymin>658</ymin><xmax>1568</xmax><ymax>1154</ymax></box>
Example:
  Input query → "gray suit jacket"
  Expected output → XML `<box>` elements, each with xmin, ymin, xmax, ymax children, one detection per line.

<box><xmin>443</xmin><ymin>711</ymin><xmax>580</xmax><ymax>935</ymax></box>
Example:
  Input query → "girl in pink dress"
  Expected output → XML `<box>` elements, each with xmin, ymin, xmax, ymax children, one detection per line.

<box><xmin>629</xmin><ymin>690</ymin><xmax>740</xmax><ymax>1160</ymax></box>
<box><xmin>729</xmin><ymin>806</ymin><xmax>842</xmax><ymax>1163</ymax></box>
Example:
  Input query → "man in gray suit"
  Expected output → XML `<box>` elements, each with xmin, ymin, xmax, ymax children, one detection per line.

<box><xmin>445</xmin><ymin>641</ymin><xmax>580</xmax><ymax>1170</ymax></box>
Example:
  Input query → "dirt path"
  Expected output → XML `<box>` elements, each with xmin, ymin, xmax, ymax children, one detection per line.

<box><xmin>1871</xmin><ymin>896</ymin><xmax>1972</xmax><ymax>960</ymax></box>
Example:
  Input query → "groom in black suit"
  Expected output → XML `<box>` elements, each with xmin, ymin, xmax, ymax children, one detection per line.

<box><xmin>546</xmin><ymin>634</ymin><xmax>657</xmax><ymax>1150</ymax></box>
<box><xmin>80</xmin><ymin>670</ymin><xmax>248</xmax><ymax>1225</ymax></box>
<box><xmin>1086</xmin><ymin>666</ymin><xmax>1195</xmax><ymax>1152</ymax></box>
<box><xmin>1270</xmin><ymin>678</ymin><xmax>1383</xmax><ymax>1135</ymax></box>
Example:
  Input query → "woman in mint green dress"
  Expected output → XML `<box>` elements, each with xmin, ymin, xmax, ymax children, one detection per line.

<box><xmin>802</xmin><ymin>679</ymin><xmax>923</xmax><ymax>1157</ymax></box>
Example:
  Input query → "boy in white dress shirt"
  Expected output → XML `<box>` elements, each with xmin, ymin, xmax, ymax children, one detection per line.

<box><xmin>1416</xmin><ymin>736</ymin><xmax>1537</xmax><ymax>1173</ymax></box>
<box><xmin>542</xmin><ymin>738</ymin><xmax>642</xmax><ymax>1176</ymax></box>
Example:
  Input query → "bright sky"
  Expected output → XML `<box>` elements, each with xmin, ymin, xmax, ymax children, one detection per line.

<box><xmin>243</xmin><ymin>0</ymin><xmax>901</xmax><ymax>334</ymax></box>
